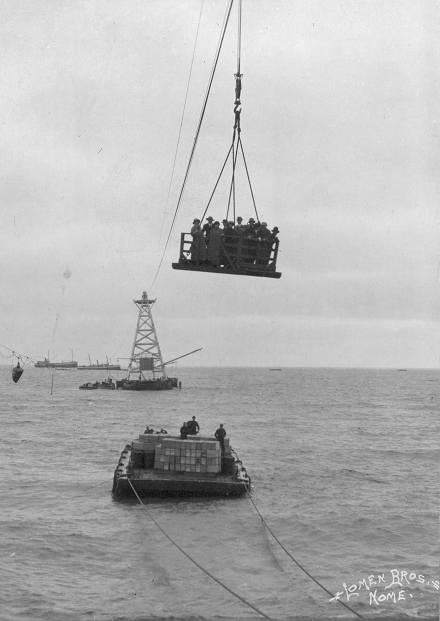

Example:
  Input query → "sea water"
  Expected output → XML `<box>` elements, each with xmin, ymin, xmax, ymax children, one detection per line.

<box><xmin>1</xmin><ymin>366</ymin><xmax>438</xmax><ymax>621</ymax></box>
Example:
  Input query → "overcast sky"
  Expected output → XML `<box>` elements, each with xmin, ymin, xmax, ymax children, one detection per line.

<box><xmin>1</xmin><ymin>0</ymin><xmax>438</xmax><ymax>368</ymax></box>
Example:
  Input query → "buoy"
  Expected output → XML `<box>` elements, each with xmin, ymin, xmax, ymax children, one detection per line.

<box><xmin>12</xmin><ymin>362</ymin><xmax>24</xmax><ymax>383</ymax></box>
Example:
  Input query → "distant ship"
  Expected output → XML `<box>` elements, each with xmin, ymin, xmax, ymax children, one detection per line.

<box><xmin>78</xmin><ymin>356</ymin><xmax>121</xmax><ymax>371</ymax></box>
<box><xmin>34</xmin><ymin>351</ymin><xmax>77</xmax><ymax>369</ymax></box>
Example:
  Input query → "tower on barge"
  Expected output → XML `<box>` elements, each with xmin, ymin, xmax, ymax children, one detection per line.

<box><xmin>116</xmin><ymin>292</ymin><xmax>177</xmax><ymax>391</ymax></box>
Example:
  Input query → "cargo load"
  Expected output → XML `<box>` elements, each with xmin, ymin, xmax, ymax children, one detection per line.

<box><xmin>112</xmin><ymin>428</ymin><xmax>250</xmax><ymax>498</ymax></box>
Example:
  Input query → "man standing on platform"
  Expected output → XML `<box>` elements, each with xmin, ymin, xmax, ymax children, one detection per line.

<box><xmin>202</xmin><ymin>216</ymin><xmax>214</xmax><ymax>242</ymax></box>
<box><xmin>180</xmin><ymin>422</ymin><xmax>189</xmax><ymax>440</ymax></box>
<box><xmin>187</xmin><ymin>416</ymin><xmax>200</xmax><ymax>435</ymax></box>
<box><xmin>215</xmin><ymin>424</ymin><xmax>226</xmax><ymax>454</ymax></box>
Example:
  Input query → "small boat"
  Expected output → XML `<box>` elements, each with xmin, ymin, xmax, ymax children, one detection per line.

<box><xmin>79</xmin><ymin>379</ymin><xmax>115</xmax><ymax>390</ymax></box>
<box><xmin>79</xmin><ymin>382</ymin><xmax>99</xmax><ymax>390</ymax></box>
<box><xmin>97</xmin><ymin>379</ymin><xmax>115</xmax><ymax>390</ymax></box>
<box><xmin>116</xmin><ymin>377</ymin><xmax>174</xmax><ymax>391</ymax></box>
<box><xmin>269</xmin><ymin>368</ymin><xmax>282</xmax><ymax>371</ymax></box>
<box><xmin>112</xmin><ymin>430</ymin><xmax>251</xmax><ymax>499</ymax></box>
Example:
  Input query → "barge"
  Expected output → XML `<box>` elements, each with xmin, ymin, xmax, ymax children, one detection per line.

<box><xmin>112</xmin><ymin>431</ymin><xmax>251</xmax><ymax>498</ymax></box>
<box><xmin>116</xmin><ymin>377</ymin><xmax>178</xmax><ymax>391</ymax></box>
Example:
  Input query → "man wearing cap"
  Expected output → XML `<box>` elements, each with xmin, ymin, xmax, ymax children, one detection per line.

<box><xmin>206</xmin><ymin>220</ymin><xmax>223</xmax><ymax>266</ymax></box>
<box><xmin>214</xmin><ymin>424</ymin><xmax>227</xmax><ymax>454</ymax></box>
<box><xmin>190</xmin><ymin>218</ymin><xmax>206</xmax><ymax>264</ymax></box>
<box><xmin>270</xmin><ymin>227</ymin><xmax>279</xmax><ymax>242</ymax></box>
<box><xmin>256</xmin><ymin>222</ymin><xmax>272</xmax><ymax>265</ymax></box>
<box><xmin>235</xmin><ymin>216</ymin><xmax>246</xmax><ymax>236</ymax></box>
<box><xmin>187</xmin><ymin>415</ymin><xmax>200</xmax><ymax>435</ymax></box>
<box><xmin>247</xmin><ymin>217</ymin><xmax>260</xmax><ymax>236</ymax></box>
<box><xmin>180</xmin><ymin>422</ymin><xmax>189</xmax><ymax>440</ymax></box>
<box><xmin>257</xmin><ymin>222</ymin><xmax>271</xmax><ymax>239</ymax></box>
<box><xmin>202</xmin><ymin>216</ymin><xmax>214</xmax><ymax>242</ymax></box>
<box><xmin>223</xmin><ymin>221</ymin><xmax>238</xmax><ymax>264</ymax></box>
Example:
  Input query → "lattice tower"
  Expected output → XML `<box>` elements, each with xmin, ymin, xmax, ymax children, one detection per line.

<box><xmin>126</xmin><ymin>291</ymin><xmax>167</xmax><ymax>380</ymax></box>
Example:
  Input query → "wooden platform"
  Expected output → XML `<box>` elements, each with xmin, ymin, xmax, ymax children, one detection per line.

<box><xmin>172</xmin><ymin>262</ymin><xmax>282</xmax><ymax>279</ymax></box>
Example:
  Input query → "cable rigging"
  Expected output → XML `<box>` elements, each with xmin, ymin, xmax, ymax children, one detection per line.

<box><xmin>156</xmin><ymin>0</ymin><xmax>206</xmax><ymax>270</ymax></box>
<box><xmin>229</xmin><ymin>448</ymin><xmax>365</xmax><ymax>619</ymax></box>
<box><xmin>127</xmin><ymin>477</ymin><xmax>273</xmax><ymax>620</ymax></box>
<box><xmin>150</xmin><ymin>0</ymin><xmax>235</xmax><ymax>291</ymax></box>
<box><xmin>0</xmin><ymin>342</ymin><xmax>36</xmax><ymax>365</ymax></box>
<box><xmin>169</xmin><ymin>0</ymin><xmax>281</xmax><ymax>279</ymax></box>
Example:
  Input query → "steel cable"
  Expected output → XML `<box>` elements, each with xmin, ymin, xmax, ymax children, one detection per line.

<box><xmin>126</xmin><ymin>477</ymin><xmax>272</xmax><ymax>619</ymax></box>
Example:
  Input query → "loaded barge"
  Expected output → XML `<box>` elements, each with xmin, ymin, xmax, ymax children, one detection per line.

<box><xmin>112</xmin><ymin>432</ymin><xmax>251</xmax><ymax>498</ymax></box>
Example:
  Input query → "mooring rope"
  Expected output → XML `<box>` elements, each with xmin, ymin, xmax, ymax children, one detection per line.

<box><xmin>245</xmin><ymin>492</ymin><xmax>364</xmax><ymax>619</ymax></box>
<box><xmin>126</xmin><ymin>477</ymin><xmax>272</xmax><ymax>620</ymax></box>
<box><xmin>230</xmin><ymin>449</ymin><xmax>364</xmax><ymax>619</ymax></box>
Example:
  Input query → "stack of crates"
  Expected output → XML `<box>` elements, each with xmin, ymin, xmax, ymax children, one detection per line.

<box><xmin>153</xmin><ymin>437</ymin><xmax>221</xmax><ymax>475</ymax></box>
<box><xmin>132</xmin><ymin>433</ymin><xmax>166</xmax><ymax>469</ymax></box>
<box><xmin>187</xmin><ymin>435</ymin><xmax>232</xmax><ymax>455</ymax></box>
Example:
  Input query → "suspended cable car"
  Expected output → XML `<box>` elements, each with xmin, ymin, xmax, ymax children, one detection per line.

<box><xmin>172</xmin><ymin>227</ymin><xmax>281</xmax><ymax>278</ymax></box>
<box><xmin>170</xmin><ymin>0</ymin><xmax>282</xmax><ymax>280</ymax></box>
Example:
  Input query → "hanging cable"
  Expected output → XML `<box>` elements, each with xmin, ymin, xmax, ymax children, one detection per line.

<box><xmin>0</xmin><ymin>342</ymin><xmax>36</xmax><ymax>365</ymax></box>
<box><xmin>226</xmin><ymin>136</ymin><xmax>240</xmax><ymax>221</ymax></box>
<box><xmin>239</xmin><ymin>137</ymin><xmax>259</xmax><ymax>221</ymax></box>
<box><xmin>230</xmin><ymin>448</ymin><xmax>364</xmax><ymax>619</ymax></box>
<box><xmin>150</xmin><ymin>0</ymin><xmax>235</xmax><ymax>291</ymax></box>
<box><xmin>157</xmin><ymin>0</ymin><xmax>206</xmax><ymax>246</ymax></box>
<box><xmin>0</xmin><ymin>350</ymin><xmax>14</xmax><ymax>359</ymax></box>
<box><xmin>245</xmin><ymin>492</ymin><xmax>365</xmax><ymax>619</ymax></box>
<box><xmin>199</xmin><ymin>144</ymin><xmax>234</xmax><ymax>223</ymax></box>
<box><xmin>127</xmin><ymin>477</ymin><xmax>272</xmax><ymax>620</ymax></box>
<box><xmin>237</xmin><ymin>0</ymin><xmax>242</xmax><ymax>76</ymax></box>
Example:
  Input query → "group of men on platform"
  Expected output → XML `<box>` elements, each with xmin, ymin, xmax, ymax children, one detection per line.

<box><xmin>180</xmin><ymin>416</ymin><xmax>200</xmax><ymax>438</ymax></box>
<box><xmin>201</xmin><ymin>216</ymin><xmax>279</xmax><ymax>243</ymax></box>
<box><xmin>189</xmin><ymin>216</ymin><xmax>279</xmax><ymax>266</ymax></box>
<box><xmin>179</xmin><ymin>418</ymin><xmax>227</xmax><ymax>454</ymax></box>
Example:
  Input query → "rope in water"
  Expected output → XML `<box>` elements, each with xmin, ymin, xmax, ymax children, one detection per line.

<box><xmin>126</xmin><ymin>477</ymin><xmax>272</xmax><ymax>620</ymax></box>
<box><xmin>231</xmin><ymin>448</ymin><xmax>365</xmax><ymax>620</ymax></box>
<box><xmin>245</xmin><ymin>491</ymin><xmax>364</xmax><ymax>619</ymax></box>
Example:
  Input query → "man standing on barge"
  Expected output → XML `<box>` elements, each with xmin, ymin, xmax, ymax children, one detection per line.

<box><xmin>180</xmin><ymin>422</ymin><xmax>189</xmax><ymax>439</ymax></box>
<box><xmin>215</xmin><ymin>424</ymin><xmax>226</xmax><ymax>454</ymax></box>
<box><xmin>187</xmin><ymin>416</ymin><xmax>200</xmax><ymax>435</ymax></box>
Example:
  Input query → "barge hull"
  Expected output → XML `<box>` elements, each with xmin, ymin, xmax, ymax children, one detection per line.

<box><xmin>113</xmin><ymin>475</ymin><xmax>247</xmax><ymax>498</ymax></box>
